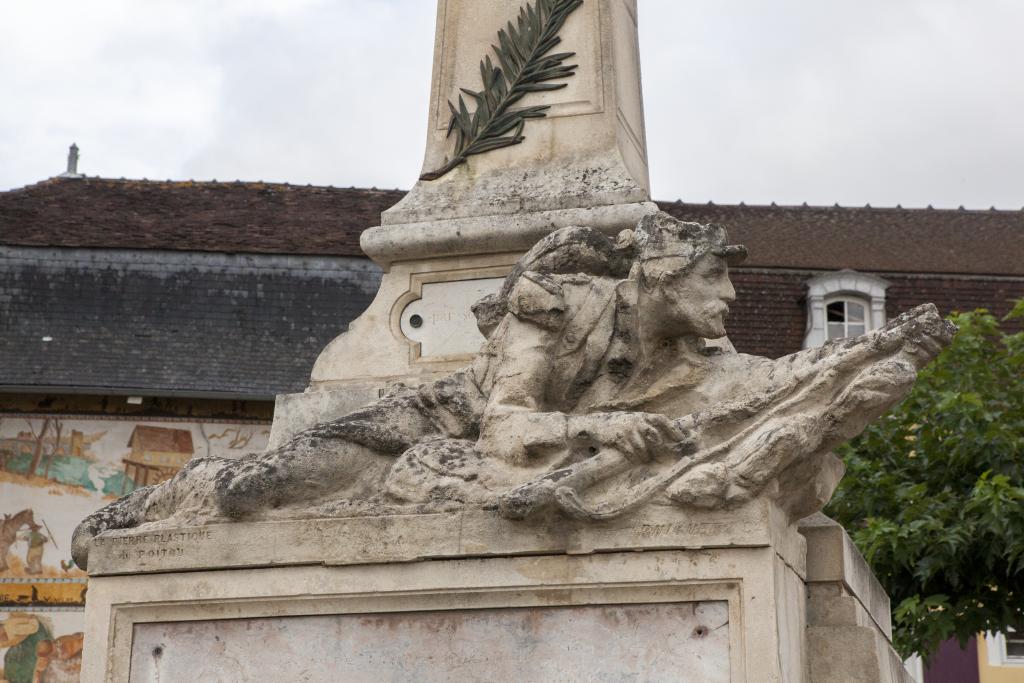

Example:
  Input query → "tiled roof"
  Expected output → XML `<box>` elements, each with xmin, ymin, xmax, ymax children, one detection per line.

<box><xmin>658</xmin><ymin>201</ymin><xmax>1024</xmax><ymax>277</ymax></box>
<box><xmin>0</xmin><ymin>177</ymin><xmax>404</xmax><ymax>257</ymax></box>
<box><xmin>2</xmin><ymin>178</ymin><xmax>1022</xmax><ymax>275</ymax></box>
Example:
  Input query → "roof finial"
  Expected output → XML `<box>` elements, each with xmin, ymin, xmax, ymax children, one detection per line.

<box><xmin>59</xmin><ymin>143</ymin><xmax>83</xmax><ymax>178</ymax></box>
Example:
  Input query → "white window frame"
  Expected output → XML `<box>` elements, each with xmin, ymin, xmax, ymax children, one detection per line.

<box><xmin>803</xmin><ymin>270</ymin><xmax>890</xmax><ymax>348</ymax></box>
<box><xmin>825</xmin><ymin>297</ymin><xmax>870</xmax><ymax>340</ymax></box>
<box><xmin>986</xmin><ymin>630</ymin><xmax>1024</xmax><ymax>667</ymax></box>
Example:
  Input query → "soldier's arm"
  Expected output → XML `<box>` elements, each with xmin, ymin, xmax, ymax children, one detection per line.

<box><xmin>478</xmin><ymin>271</ymin><xmax>597</xmax><ymax>465</ymax></box>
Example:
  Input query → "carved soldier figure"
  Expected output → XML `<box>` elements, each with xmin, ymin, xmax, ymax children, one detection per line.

<box><xmin>73</xmin><ymin>212</ymin><xmax>955</xmax><ymax>569</ymax></box>
<box><xmin>384</xmin><ymin>214</ymin><xmax>750</xmax><ymax>511</ymax></box>
<box><xmin>387</xmin><ymin>212</ymin><xmax>952</xmax><ymax>521</ymax></box>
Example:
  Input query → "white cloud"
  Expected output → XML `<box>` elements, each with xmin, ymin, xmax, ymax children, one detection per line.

<box><xmin>2</xmin><ymin>0</ymin><xmax>1022</xmax><ymax>209</ymax></box>
<box><xmin>641</xmin><ymin>0</ymin><xmax>1024</xmax><ymax>208</ymax></box>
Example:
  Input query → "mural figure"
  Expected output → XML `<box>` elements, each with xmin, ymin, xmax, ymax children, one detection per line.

<box><xmin>0</xmin><ymin>613</ymin><xmax>82</xmax><ymax>683</ymax></box>
<box><xmin>73</xmin><ymin>212</ymin><xmax>956</xmax><ymax>569</ymax></box>
<box><xmin>0</xmin><ymin>511</ymin><xmax>35</xmax><ymax>574</ymax></box>
<box><xmin>18</xmin><ymin>524</ymin><xmax>50</xmax><ymax>576</ymax></box>
<box><xmin>32</xmin><ymin>632</ymin><xmax>84</xmax><ymax>683</ymax></box>
<box><xmin>0</xmin><ymin>612</ymin><xmax>51</xmax><ymax>683</ymax></box>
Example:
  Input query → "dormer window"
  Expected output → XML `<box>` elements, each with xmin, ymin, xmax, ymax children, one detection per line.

<box><xmin>804</xmin><ymin>270</ymin><xmax>891</xmax><ymax>348</ymax></box>
<box><xmin>826</xmin><ymin>298</ymin><xmax>868</xmax><ymax>340</ymax></box>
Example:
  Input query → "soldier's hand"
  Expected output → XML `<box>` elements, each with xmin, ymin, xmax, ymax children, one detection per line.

<box><xmin>880</xmin><ymin>304</ymin><xmax>956</xmax><ymax>368</ymax></box>
<box><xmin>569</xmin><ymin>412</ymin><xmax>693</xmax><ymax>463</ymax></box>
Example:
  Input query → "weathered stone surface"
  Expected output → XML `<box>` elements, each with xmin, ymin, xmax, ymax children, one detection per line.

<box><xmin>267</xmin><ymin>383</ymin><xmax>380</xmax><ymax>450</ymax></box>
<box><xmin>73</xmin><ymin>212</ymin><xmax>955</xmax><ymax>571</ymax></box>
<box><xmin>385</xmin><ymin>0</ymin><xmax>651</xmax><ymax>230</ymax></box>
<box><xmin>129</xmin><ymin>602</ymin><xmax>730</xmax><ymax>682</ymax></box>
<box><xmin>81</xmin><ymin>547</ymin><xmax>800</xmax><ymax>682</ymax></box>
<box><xmin>800</xmin><ymin>513</ymin><xmax>892</xmax><ymax>638</ymax></box>
<box><xmin>802</xmin><ymin>515</ymin><xmax>913</xmax><ymax>683</ymax></box>
<box><xmin>85</xmin><ymin>497</ymin><xmax>805</xmax><ymax>576</ymax></box>
<box><xmin>362</xmin><ymin>201</ymin><xmax>659</xmax><ymax>266</ymax></box>
<box><xmin>399</xmin><ymin>277</ymin><xmax>505</xmax><ymax>358</ymax></box>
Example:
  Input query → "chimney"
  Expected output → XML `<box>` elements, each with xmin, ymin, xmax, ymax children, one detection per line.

<box><xmin>58</xmin><ymin>143</ymin><xmax>83</xmax><ymax>178</ymax></box>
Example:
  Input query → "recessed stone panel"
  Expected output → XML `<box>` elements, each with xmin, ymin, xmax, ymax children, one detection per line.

<box><xmin>129</xmin><ymin>601</ymin><xmax>729</xmax><ymax>682</ymax></box>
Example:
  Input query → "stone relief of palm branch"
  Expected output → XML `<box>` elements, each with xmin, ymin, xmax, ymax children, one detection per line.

<box><xmin>420</xmin><ymin>0</ymin><xmax>584</xmax><ymax>181</ymax></box>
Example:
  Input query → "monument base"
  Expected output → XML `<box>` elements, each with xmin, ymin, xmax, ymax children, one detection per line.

<box><xmin>80</xmin><ymin>503</ymin><xmax>909</xmax><ymax>682</ymax></box>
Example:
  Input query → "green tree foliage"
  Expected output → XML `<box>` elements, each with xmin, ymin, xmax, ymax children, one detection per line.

<box><xmin>828</xmin><ymin>299</ymin><xmax>1024</xmax><ymax>659</ymax></box>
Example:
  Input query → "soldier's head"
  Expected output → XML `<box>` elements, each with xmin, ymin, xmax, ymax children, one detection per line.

<box><xmin>632</xmin><ymin>212</ymin><xmax>746</xmax><ymax>339</ymax></box>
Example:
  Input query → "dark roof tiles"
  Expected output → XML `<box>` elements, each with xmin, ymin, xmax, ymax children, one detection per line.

<box><xmin>657</xmin><ymin>201</ymin><xmax>1024</xmax><ymax>277</ymax></box>
<box><xmin>2</xmin><ymin>178</ymin><xmax>1023</xmax><ymax>276</ymax></box>
<box><xmin>0</xmin><ymin>248</ymin><xmax>383</xmax><ymax>397</ymax></box>
<box><xmin>0</xmin><ymin>177</ymin><xmax>403</xmax><ymax>257</ymax></box>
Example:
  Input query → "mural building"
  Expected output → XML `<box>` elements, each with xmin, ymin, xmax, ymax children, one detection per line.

<box><xmin>0</xmin><ymin>416</ymin><xmax>268</xmax><ymax>682</ymax></box>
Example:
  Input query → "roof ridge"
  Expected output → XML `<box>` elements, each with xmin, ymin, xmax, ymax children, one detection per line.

<box><xmin>660</xmin><ymin>200</ymin><xmax>1024</xmax><ymax>214</ymax></box>
<box><xmin>5</xmin><ymin>179</ymin><xmax>1019</xmax><ymax>213</ymax></box>
<box><xmin>1</xmin><ymin>176</ymin><xmax>409</xmax><ymax>195</ymax></box>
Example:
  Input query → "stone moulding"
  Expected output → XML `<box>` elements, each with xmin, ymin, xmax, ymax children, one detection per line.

<box><xmin>363</xmin><ymin>201</ymin><xmax>659</xmax><ymax>266</ymax></box>
<box><xmin>85</xmin><ymin>498</ymin><xmax>805</xmax><ymax>577</ymax></box>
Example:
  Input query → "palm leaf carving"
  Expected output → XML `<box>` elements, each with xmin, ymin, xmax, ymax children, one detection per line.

<box><xmin>420</xmin><ymin>0</ymin><xmax>584</xmax><ymax>181</ymax></box>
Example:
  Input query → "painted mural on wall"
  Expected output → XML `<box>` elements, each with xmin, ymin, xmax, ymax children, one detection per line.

<box><xmin>0</xmin><ymin>416</ymin><xmax>269</xmax><ymax>580</ymax></box>
<box><xmin>0</xmin><ymin>611</ymin><xmax>83</xmax><ymax>683</ymax></box>
<box><xmin>0</xmin><ymin>415</ymin><xmax>269</xmax><ymax>682</ymax></box>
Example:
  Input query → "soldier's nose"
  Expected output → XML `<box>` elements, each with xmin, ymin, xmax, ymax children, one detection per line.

<box><xmin>720</xmin><ymin>281</ymin><xmax>736</xmax><ymax>303</ymax></box>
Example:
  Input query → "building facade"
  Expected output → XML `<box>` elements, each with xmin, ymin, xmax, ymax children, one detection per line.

<box><xmin>1</xmin><ymin>175</ymin><xmax>1021</xmax><ymax>680</ymax></box>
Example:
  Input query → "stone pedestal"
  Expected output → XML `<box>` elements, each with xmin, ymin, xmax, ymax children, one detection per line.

<box><xmin>82</xmin><ymin>500</ymin><xmax>808</xmax><ymax>682</ymax></box>
<box><xmin>80</xmin><ymin>505</ymin><xmax>912</xmax><ymax>682</ymax></box>
<box><xmin>800</xmin><ymin>515</ymin><xmax>914</xmax><ymax>683</ymax></box>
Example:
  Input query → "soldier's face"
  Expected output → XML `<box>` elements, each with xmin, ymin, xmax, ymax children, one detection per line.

<box><xmin>653</xmin><ymin>254</ymin><xmax>736</xmax><ymax>339</ymax></box>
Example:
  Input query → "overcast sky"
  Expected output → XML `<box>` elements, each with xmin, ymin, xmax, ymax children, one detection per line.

<box><xmin>2</xmin><ymin>1</ymin><xmax>1022</xmax><ymax>208</ymax></box>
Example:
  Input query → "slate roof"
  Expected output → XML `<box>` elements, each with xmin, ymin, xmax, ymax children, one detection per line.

<box><xmin>2</xmin><ymin>178</ymin><xmax>1023</xmax><ymax>275</ymax></box>
<box><xmin>0</xmin><ymin>246</ymin><xmax>382</xmax><ymax>398</ymax></box>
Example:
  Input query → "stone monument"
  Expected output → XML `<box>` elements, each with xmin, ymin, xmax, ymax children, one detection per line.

<box><xmin>76</xmin><ymin>2</ymin><xmax>952</xmax><ymax>681</ymax></box>
<box><xmin>269</xmin><ymin>0</ymin><xmax>659</xmax><ymax>446</ymax></box>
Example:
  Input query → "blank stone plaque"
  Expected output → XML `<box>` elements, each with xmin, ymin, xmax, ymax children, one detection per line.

<box><xmin>400</xmin><ymin>277</ymin><xmax>504</xmax><ymax>358</ymax></box>
<box><xmin>129</xmin><ymin>601</ymin><xmax>729</xmax><ymax>682</ymax></box>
